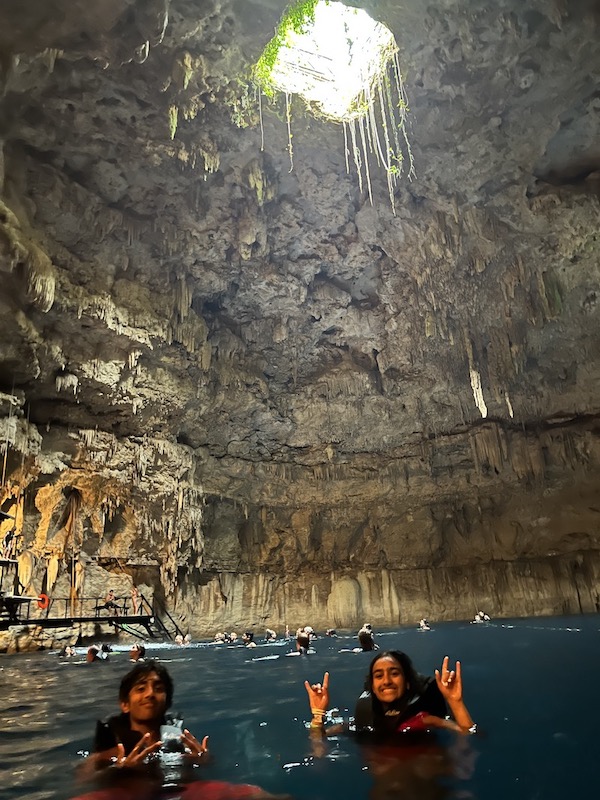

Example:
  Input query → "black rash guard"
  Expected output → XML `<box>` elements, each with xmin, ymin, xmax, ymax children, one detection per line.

<box><xmin>93</xmin><ymin>712</ymin><xmax>169</xmax><ymax>756</ymax></box>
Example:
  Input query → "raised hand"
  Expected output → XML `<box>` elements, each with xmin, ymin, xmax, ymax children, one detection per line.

<box><xmin>114</xmin><ymin>733</ymin><xmax>161</xmax><ymax>767</ymax></box>
<box><xmin>434</xmin><ymin>655</ymin><xmax>475</xmax><ymax>732</ymax></box>
<box><xmin>182</xmin><ymin>729</ymin><xmax>209</xmax><ymax>757</ymax></box>
<box><xmin>304</xmin><ymin>671</ymin><xmax>330</xmax><ymax>713</ymax></box>
<box><xmin>434</xmin><ymin>656</ymin><xmax>463</xmax><ymax>703</ymax></box>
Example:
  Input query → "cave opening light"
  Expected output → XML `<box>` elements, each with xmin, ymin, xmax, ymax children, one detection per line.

<box><xmin>264</xmin><ymin>1</ymin><xmax>396</xmax><ymax>122</ymax></box>
<box><xmin>254</xmin><ymin>0</ymin><xmax>413</xmax><ymax>212</ymax></box>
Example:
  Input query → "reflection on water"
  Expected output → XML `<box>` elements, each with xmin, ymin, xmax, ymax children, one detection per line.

<box><xmin>1</xmin><ymin>615</ymin><xmax>599</xmax><ymax>800</ymax></box>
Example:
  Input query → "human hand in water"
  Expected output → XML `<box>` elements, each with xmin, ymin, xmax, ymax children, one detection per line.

<box><xmin>435</xmin><ymin>656</ymin><xmax>464</xmax><ymax>703</ymax></box>
<box><xmin>304</xmin><ymin>671</ymin><xmax>330</xmax><ymax>713</ymax></box>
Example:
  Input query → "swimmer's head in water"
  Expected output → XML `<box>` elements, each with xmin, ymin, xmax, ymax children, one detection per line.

<box><xmin>366</xmin><ymin>651</ymin><xmax>420</xmax><ymax>704</ymax></box>
<box><xmin>86</xmin><ymin>646</ymin><xmax>100</xmax><ymax>662</ymax></box>
<box><xmin>119</xmin><ymin>660</ymin><xmax>174</xmax><ymax>708</ymax></box>
<box><xmin>129</xmin><ymin>643</ymin><xmax>146</xmax><ymax>660</ymax></box>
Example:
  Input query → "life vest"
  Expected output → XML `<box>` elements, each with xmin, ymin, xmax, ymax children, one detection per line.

<box><xmin>354</xmin><ymin>676</ymin><xmax>447</xmax><ymax>735</ymax></box>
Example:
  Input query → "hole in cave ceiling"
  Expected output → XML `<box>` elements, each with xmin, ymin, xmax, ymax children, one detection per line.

<box><xmin>256</xmin><ymin>0</ymin><xmax>398</xmax><ymax>122</ymax></box>
<box><xmin>252</xmin><ymin>0</ymin><xmax>414</xmax><ymax>212</ymax></box>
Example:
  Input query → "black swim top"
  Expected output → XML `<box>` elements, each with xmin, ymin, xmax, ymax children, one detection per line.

<box><xmin>94</xmin><ymin>712</ymin><xmax>144</xmax><ymax>755</ymax></box>
<box><xmin>93</xmin><ymin>711</ymin><xmax>170</xmax><ymax>755</ymax></box>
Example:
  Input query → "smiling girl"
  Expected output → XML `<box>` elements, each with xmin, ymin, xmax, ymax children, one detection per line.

<box><xmin>305</xmin><ymin>650</ymin><xmax>476</xmax><ymax>738</ymax></box>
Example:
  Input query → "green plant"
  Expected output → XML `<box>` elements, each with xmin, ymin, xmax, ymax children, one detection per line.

<box><xmin>252</xmin><ymin>0</ymin><xmax>321</xmax><ymax>94</ymax></box>
<box><xmin>250</xmin><ymin>0</ymin><xmax>414</xmax><ymax>214</ymax></box>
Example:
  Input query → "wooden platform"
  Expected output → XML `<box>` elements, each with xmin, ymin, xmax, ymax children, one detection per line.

<box><xmin>0</xmin><ymin>612</ymin><xmax>155</xmax><ymax>632</ymax></box>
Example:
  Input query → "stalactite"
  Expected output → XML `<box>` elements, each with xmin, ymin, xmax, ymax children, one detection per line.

<box><xmin>469</xmin><ymin>368</ymin><xmax>488</xmax><ymax>419</ymax></box>
<box><xmin>128</xmin><ymin>350</ymin><xmax>142</xmax><ymax>370</ymax></box>
<box><xmin>55</xmin><ymin>373</ymin><xmax>78</xmax><ymax>395</ymax></box>
<box><xmin>348</xmin><ymin>119</ymin><xmax>363</xmax><ymax>194</ymax></box>
<box><xmin>25</xmin><ymin>244</ymin><xmax>56</xmax><ymax>312</ymax></box>
<box><xmin>285</xmin><ymin>92</ymin><xmax>293</xmax><ymax>172</ymax></box>
<box><xmin>198</xmin><ymin>340</ymin><xmax>211</xmax><ymax>372</ymax></box>
<box><xmin>358</xmin><ymin>114</ymin><xmax>373</xmax><ymax>205</ymax></box>
<box><xmin>342</xmin><ymin>121</ymin><xmax>350</xmax><ymax>174</ymax></box>
<box><xmin>79</xmin><ymin>429</ymin><xmax>98</xmax><ymax>449</ymax></box>
<box><xmin>463</xmin><ymin>333</ymin><xmax>488</xmax><ymax>419</ymax></box>
<box><xmin>504</xmin><ymin>392</ymin><xmax>514</xmax><ymax>418</ymax></box>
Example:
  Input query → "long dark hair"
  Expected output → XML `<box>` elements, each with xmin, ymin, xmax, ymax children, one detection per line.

<box><xmin>364</xmin><ymin>650</ymin><xmax>427</xmax><ymax>718</ymax></box>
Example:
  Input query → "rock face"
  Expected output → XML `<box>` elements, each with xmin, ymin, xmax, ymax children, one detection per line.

<box><xmin>1</xmin><ymin>0</ymin><xmax>599</xmax><ymax>643</ymax></box>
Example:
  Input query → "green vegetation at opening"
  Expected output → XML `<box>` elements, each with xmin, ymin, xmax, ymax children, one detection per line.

<box><xmin>250</xmin><ymin>0</ymin><xmax>414</xmax><ymax>213</ymax></box>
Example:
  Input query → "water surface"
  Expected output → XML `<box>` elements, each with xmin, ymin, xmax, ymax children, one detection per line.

<box><xmin>1</xmin><ymin>615</ymin><xmax>597</xmax><ymax>799</ymax></box>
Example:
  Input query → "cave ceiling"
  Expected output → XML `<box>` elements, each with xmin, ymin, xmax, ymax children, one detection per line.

<box><xmin>1</xmin><ymin>0</ymin><xmax>599</xmax><ymax>530</ymax></box>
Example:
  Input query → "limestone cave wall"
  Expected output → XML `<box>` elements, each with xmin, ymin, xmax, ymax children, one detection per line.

<box><xmin>1</xmin><ymin>0</ymin><xmax>599</xmax><ymax>644</ymax></box>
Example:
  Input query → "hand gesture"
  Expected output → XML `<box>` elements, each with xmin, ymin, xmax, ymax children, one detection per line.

<box><xmin>304</xmin><ymin>671</ymin><xmax>329</xmax><ymax>713</ymax></box>
<box><xmin>434</xmin><ymin>656</ymin><xmax>464</xmax><ymax>703</ymax></box>
<box><xmin>114</xmin><ymin>733</ymin><xmax>161</xmax><ymax>767</ymax></box>
<box><xmin>181</xmin><ymin>729</ymin><xmax>209</xmax><ymax>758</ymax></box>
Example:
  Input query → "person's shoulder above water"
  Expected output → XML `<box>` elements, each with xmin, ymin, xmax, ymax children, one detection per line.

<box><xmin>303</xmin><ymin>649</ymin><xmax>476</xmax><ymax>740</ymax></box>
<box><xmin>93</xmin><ymin>711</ymin><xmax>140</xmax><ymax>755</ymax></box>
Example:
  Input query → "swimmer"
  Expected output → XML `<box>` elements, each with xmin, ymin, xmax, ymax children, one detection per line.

<box><xmin>356</xmin><ymin>622</ymin><xmax>379</xmax><ymax>652</ymax></box>
<box><xmin>175</xmin><ymin>634</ymin><xmax>185</xmax><ymax>645</ymax></box>
<box><xmin>77</xmin><ymin>661</ymin><xmax>286</xmax><ymax>798</ymax></box>
<box><xmin>242</xmin><ymin>631</ymin><xmax>257</xmax><ymax>648</ymax></box>
<box><xmin>79</xmin><ymin>661</ymin><xmax>208</xmax><ymax>781</ymax></box>
<box><xmin>213</xmin><ymin>632</ymin><xmax>225</xmax><ymax>643</ymax></box>
<box><xmin>419</xmin><ymin>618</ymin><xmax>431</xmax><ymax>631</ymax></box>
<box><xmin>229</xmin><ymin>631</ymin><xmax>238</xmax><ymax>643</ymax></box>
<box><xmin>304</xmin><ymin>651</ymin><xmax>476</xmax><ymax>738</ymax></box>
<box><xmin>325</xmin><ymin>628</ymin><xmax>337</xmax><ymax>637</ymax></box>
<box><xmin>60</xmin><ymin>645</ymin><xmax>76</xmax><ymax>657</ymax></box>
<box><xmin>295</xmin><ymin>626</ymin><xmax>311</xmax><ymax>654</ymax></box>
<box><xmin>86</xmin><ymin>646</ymin><xmax>102</xmax><ymax>663</ymax></box>
<box><xmin>129</xmin><ymin>643</ymin><xmax>146</xmax><ymax>662</ymax></box>
<box><xmin>183</xmin><ymin>633</ymin><xmax>192</xmax><ymax>645</ymax></box>
<box><xmin>265</xmin><ymin>628</ymin><xmax>277</xmax><ymax>642</ymax></box>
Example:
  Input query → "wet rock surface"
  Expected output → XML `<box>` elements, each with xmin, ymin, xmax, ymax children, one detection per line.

<box><xmin>1</xmin><ymin>0</ymin><xmax>599</xmax><ymax>641</ymax></box>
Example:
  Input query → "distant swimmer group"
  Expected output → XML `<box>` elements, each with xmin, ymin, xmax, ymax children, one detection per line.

<box><xmin>471</xmin><ymin>611</ymin><xmax>491</xmax><ymax>624</ymax></box>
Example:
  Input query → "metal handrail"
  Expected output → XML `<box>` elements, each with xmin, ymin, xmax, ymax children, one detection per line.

<box><xmin>0</xmin><ymin>594</ymin><xmax>153</xmax><ymax>621</ymax></box>
<box><xmin>147</xmin><ymin>595</ymin><xmax>184</xmax><ymax>639</ymax></box>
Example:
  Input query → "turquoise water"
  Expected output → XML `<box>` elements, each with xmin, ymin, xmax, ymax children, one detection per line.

<box><xmin>1</xmin><ymin>615</ymin><xmax>597</xmax><ymax>799</ymax></box>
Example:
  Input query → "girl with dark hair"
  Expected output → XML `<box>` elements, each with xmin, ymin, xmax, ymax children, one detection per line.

<box><xmin>304</xmin><ymin>650</ymin><xmax>476</xmax><ymax>738</ymax></box>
